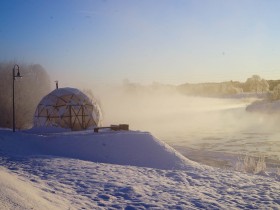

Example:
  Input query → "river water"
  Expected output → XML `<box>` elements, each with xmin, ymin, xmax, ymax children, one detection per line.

<box><xmin>102</xmin><ymin>93</ymin><xmax>280</xmax><ymax>168</ymax></box>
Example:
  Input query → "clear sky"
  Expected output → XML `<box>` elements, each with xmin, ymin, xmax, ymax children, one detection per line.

<box><xmin>1</xmin><ymin>0</ymin><xmax>280</xmax><ymax>87</ymax></box>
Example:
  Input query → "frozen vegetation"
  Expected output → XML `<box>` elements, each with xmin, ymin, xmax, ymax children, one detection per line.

<box><xmin>0</xmin><ymin>128</ymin><xmax>279</xmax><ymax>209</ymax></box>
<box><xmin>0</xmin><ymin>62</ymin><xmax>51</xmax><ymax>129</ymax></box>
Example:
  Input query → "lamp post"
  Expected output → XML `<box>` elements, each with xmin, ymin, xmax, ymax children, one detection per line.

<box><xmin>12</xmin><ymin>64</ymin><xmax>22</xmax><ymax>132</ymax></box>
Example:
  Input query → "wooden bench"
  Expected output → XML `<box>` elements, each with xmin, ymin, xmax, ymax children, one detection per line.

<box><xmin>94</xmin><ymin>124</ymin><xmax>129</xmax><ymax>133</ymax></box>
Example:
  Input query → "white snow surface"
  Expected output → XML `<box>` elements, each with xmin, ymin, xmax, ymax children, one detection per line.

<box><xmin>0</xmin><ymin>129</ymin><xmax>201</xmax><ymax>170</ymax></box>
<box><xmin>246</xmin><ymin>99</ymin><xmax>280</xmax><ymax>113</ymax></box>
<box><xmin>0</xmin><ymin>167</ymin><xmax>69</xmax><ymax>210</ymax></box>
<box><xmin>0</xmin><ymin>129</ymin><xmax>279</xmax><ymax>209</ymax></box>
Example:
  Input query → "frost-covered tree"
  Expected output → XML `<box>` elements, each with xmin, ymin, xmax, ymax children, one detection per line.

<box><xmin>244</xmin><ymin>75</ymin><xmax>269</xmax><ymax>93</ymax></box>
<box><xmin>0</xmin><ymin>62</ymin><xmax>51</xmax><ymax>129</ymax></box>
<box><xmin>271</xmin><ymin>84</ymin><xmax>280</xmax><ymax>100</ymax></box>
<box><xmin>219</xmin><ymin>82</ymin><xmax>243</xmax><ymax>95</ymax></box>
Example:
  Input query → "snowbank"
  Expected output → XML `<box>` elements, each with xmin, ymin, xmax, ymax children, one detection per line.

<box><xmin>0</xmin><ymin>129</ymin><xmax>202</xmax><ymax>170</ymax></box>
<box><xmin>225</xmin><ymin>92</ymin><xmax>268</xmax><ymax>99</ymax></box>
<box><xmin>246</xmin><ymin>99</ymin><xmax>280</xmax><ymax>113</ymax></box>
<box><xmin>0</xmin><ymin>167</ymin><xmax>69</xmax><ymax>210</ymax></box>
<box><xmin>1</xmin><ymin>157</ymin><xmax>279</xmax><ymax>209</ymax></box>
<box><xmin>0</xmin><ymin>129</ymin><xmax>279</xmax><ymax>209</ymax></box>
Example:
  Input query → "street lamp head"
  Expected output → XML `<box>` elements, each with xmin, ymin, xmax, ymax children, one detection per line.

<box><xmin>16</xmin><ymin>69</ymin><xmax>22</xmax><ymax>78</ymax></box>
<box><xmin>13</xmin><ymin>64</ymin><xmax>22</xmax><ymax>78</ymax></box>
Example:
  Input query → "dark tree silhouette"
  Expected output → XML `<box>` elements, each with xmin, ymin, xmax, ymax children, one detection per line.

<box><xmin>0</xmin><ymin>62</ymin><xmax>51</xmax><ymax>129</ymax></box>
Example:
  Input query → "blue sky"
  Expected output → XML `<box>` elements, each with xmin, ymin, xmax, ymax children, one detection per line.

<box><xmin>1</xmin><ymin>0</ymin><xmax>280</xmax><ymax>87</ymax></box>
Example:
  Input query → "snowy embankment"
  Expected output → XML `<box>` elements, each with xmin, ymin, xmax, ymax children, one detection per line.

<box><xmin>0</xmin><ymin>129</ymin><xmax>279</xmax><ymax>209</ymax></box>
<box><xmin>0</xmin><ymin>129</ymin><xmax>201</xmax><ymax>170</ymax></box>
<box><xmin>246</xmin><ymin>99</ymin><xmax>280</xmax><ymax>113</ymax></box>
<box><xmin>0</xmin><ymin>167</ymin><xmax>69</xmax><ymax>210</ymax></box>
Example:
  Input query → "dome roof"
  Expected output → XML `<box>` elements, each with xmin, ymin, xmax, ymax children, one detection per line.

<box><xmin>34</xmin><ymin>87</ymin><xmax>102</xmax><ymax>130</ymax></box>
<box><xmin>39</xmin><ymin>88</ymin><xmax>91</xmax><ymax>106</ymax></box>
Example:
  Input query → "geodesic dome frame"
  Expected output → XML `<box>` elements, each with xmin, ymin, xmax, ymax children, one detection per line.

<box><xmin>34</xmin><ymin>88</ymin><xmax>101</xmax><ymax>131</ymax></box>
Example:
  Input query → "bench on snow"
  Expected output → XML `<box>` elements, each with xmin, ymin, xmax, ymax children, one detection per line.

<box><xmin>94</xmin><ymin>124</ymin><xmax>129</xmax><ymax>133</ymax></box>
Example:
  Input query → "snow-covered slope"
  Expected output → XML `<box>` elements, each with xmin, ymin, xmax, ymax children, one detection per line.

<box><xmin>0</xmin><ymin>129</ymin><xmax>201</xmax><ymax>170</ymax></box>
<box><xmin>246</xmin><ymin>99</ymin><xmax>280</xmax><ymax>113</ymax></box>
<box><xmin>0</xmin><ymin>129</ymin><xmax>279</xmax><ymax>209</ymax></box>
<box><xmin>0</xmin><ymin>167</ymin><xmax>69</xmax><ymax>210</ymax></box>
<box><xmin>1</xmin><ymin>157</ymin><xmax>279</xmax><ymax>209</ymax></box>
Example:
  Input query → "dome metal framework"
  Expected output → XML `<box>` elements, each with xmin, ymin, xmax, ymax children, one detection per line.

<box><xmin>34</xmin><ymin>88</ymin><xmax>101</xmax><ymax>130</ymax></box>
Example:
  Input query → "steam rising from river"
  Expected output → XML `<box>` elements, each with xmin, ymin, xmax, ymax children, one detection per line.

<box><xmin>93</xmin><ymin>85</ymin><xmax>280</xmax><ymax>160</ymax></box>
<box><xmin>96</xmin><ymin>86</ymin><xmax>276</xmax><ymax>135</ymax></box>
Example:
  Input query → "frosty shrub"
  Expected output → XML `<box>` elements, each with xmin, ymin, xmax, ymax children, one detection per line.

<box><xmin>235</xmin><ymin>154</ymin><xmax>267</xmax><ymax>174</ymax></box>
<box><xmin>244</xmin><ymin>75</ymin><xmax>269</xmax><ymax>93</ymax></box>
<box><xmin>271</xmin><ymin>84</ymin><xmax>280</xmax><ymax>100</ymax></box>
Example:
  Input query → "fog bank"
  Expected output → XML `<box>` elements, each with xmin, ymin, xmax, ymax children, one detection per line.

<box><xmin>94</xmin><ymin>85</ymin><xmax>277</xmax><ymax>136</ymax></box>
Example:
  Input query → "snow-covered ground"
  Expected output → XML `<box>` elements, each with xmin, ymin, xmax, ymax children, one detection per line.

<box><xmin>0</xmin><ymin>166</ymin><xmax>69</xmax><ymax>210</ymax></box>
<box><xmin>246</xmin><ymin>99</ymin><xmax>280</xmax><ymax>114</ymax></box>
<box><xmin>0</xmin><ymin>129</ymin><xmax>279</xmax><ymax>209</ymax></box>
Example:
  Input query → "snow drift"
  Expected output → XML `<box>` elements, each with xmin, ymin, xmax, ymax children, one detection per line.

<box><xmin>0</xmin><ymin>167</ymin><xmax>69</xmax><ymax>210</ymax></box>
<box><xmin>0</xmin><ymin>129</ymin><xmax>279</xmax><ymax>209</ymax></box>
<box><xmin>246</xmin><ymin>99</ymin><xmax>280</xmax><ymax>113</ymax></box>
<box><xmin>0</xmin><ymin>129</ymin><xmax>201</xmax><ymax>170</ymax></box>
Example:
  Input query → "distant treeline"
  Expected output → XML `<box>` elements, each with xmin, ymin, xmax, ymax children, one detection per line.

<box><xmin>178</xmin><ymin>75</ymin><xmax>280</xmax><ymax>98</ymax></box>
<box><xmin>0</xmin><ymin>62</ymin><xmax>51</xmax><ymax>129</ymax></box>
<box><xmin>267</xmin><ymin>80</ymin><xmax>280</xmax><ymax>91</ymax></box>
<box><xmin>123</xmin><ymin>75</ymin><xmax>280</xmax><ymax>99</ymax></box>
<box><xmin>177</xmin><ymin>81</ymin><xmax>244</xmax><ymax>97</ymax></box>
<box><xmin>178</xmin><ymin>75</ymin><xmax>271</xmax><ymax>97</ymax></box>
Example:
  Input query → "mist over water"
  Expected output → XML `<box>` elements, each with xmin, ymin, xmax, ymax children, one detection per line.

<box><xmin>94</xmin><ymin>86</ymin><xmax>280</xmax><ymax>163</ymax></box>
